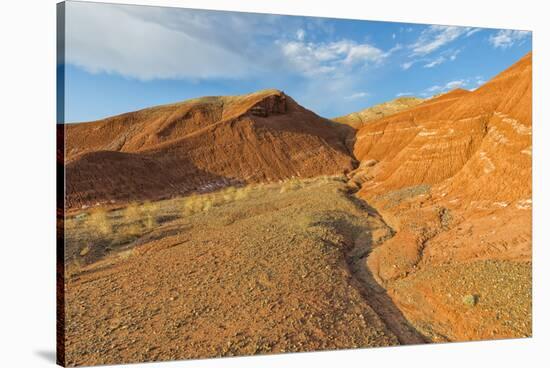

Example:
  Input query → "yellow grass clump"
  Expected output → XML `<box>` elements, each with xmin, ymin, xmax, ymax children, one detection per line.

<box><xmin>280</xmin><ymin>177</ymin><xmax>303</xmax><ymax>193</ymax></box>
<box><xmin>120</xmin><ymin>223</ymin><xmax>143</xmax><ymax>239</ymax></box>
<box><xmin>118</xmin><ymin>201</ymin><xmax>159</xmax><ymax>240</ymax></box>
<box><xmin>124</xmin><ymin>201</ymin><xmax>158</xmax><ymax>227</ymax></box>
<box><xmin>142</xmin><ymin>201</ymin><xmax>158</xmax><ymax>230</ymax></box>
<box><xmin>181</xmin><ymin>185</ymin><xmax>257</xmax><ymax>217</ymax></box>
<box><xmin>182</xmin><ymin>195</ymin><xmax>202</xmax><ymax>216</ymax></box>
<box><xmin>87</xmin><ymin>207</ymin><xmax>111</xmax><ymax>235</ymax></box>
<box><xmin>222</xmin><ymin>186</ymin><xmax>237</xmax><ymax>202</ymax></box>
<box><xmin>125</xmin><ymin>203</ymin><xmax>141</xmax><ymax>220</ymax></box>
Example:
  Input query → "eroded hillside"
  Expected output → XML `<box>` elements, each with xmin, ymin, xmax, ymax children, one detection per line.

<box><xmin>334</xmin><ymin>96</ymin><xmax>424</xmax><ymax>129</ymax></box>
<box><xmin>348</xmin><ymin>53</ymin><xmax>532</xmax><ymax>341</ymax></box>
<box><xmin>61</xmin><ymin>53</ymin><xmax>532</xmax><ymax>366</ymax></box>
<box><xmin>64</xmin><ymin>90</ymin><xmax>355</xmax><ymax>209</ymax></box>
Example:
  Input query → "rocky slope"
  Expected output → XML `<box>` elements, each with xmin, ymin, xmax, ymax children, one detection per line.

<box><xmin>348</xmin><ymin>52</ymin><xmax>532</xmax><ymax>341</ymax></box>
<box><xmin>64</xmin><ymin>178</ymin><xmax>415</xmax><ymax>366</ymax></box>
<box><xmin>64</xmin><ymin>90</ymin><xmax>355</xmax><ymax>209</ymax></box>
<box><xmin>333</xmin><ymin>97</ymin><xmax>424</xmax><ymax>129</ymax></box>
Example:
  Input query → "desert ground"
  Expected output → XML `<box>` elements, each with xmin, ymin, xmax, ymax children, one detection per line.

<box><xmin>60</xmin><ymin>53</ymin><xmax>532</xmax><ymax>366</ymax></box>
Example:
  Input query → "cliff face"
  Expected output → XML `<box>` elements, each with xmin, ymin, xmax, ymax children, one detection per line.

<box><xmin>64</xmin><ymin>89</ymin><xmax>355</xmax><ymax>209</ymax></box>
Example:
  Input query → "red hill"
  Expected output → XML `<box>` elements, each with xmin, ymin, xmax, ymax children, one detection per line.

<box><xmin>64</xmin><ymin>90</ymin><xmax>355</xmax><ymax>209</ymax></box>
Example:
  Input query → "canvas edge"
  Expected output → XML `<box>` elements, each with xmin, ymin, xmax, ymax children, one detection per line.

<box><xmin>56</xmin><ymin>1</ymin><xmax>67</xmax><ymax>367</ymax></box>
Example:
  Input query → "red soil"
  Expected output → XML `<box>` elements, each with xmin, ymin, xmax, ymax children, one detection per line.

<box><xmin>64</xmin><ymin>90</ymin><xmax>355</xmax><ymax>209</ymax></box>
<box><xmin>61</xmin><ymin>53</ymin><xmax>532</xmax><ymax>356</ymax></box>
<box><xmin>350</xmin><ymin>53</ymin><xmax>532</xmax><ymax>341</ymax></box>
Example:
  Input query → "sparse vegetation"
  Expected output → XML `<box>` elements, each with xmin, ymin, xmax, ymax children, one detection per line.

<box><xmin>181</xmin><ymin>185</ymin><xmax>260</xmax><ymax>216</ymax></box>
<box><xmin>279</xmin><ymin>178</ymin><xmax>302</xmax><ymax>193</ymax></box>
<box><xmin>182</xmin><ymin>194</ymin><xmax>201</xmax><ymax>216</ymax></box>
<box><xmin>234</xmin><ymin>186</ymin><xmax>252</xmax><ymax>200</ymax></box>
<box><xmin>142</xmin><ymin>201</ymin><xmax>158</xmax><ymax>230</ymax></box>
<box><xmin>65</xmin><ymin>173</ymin><xmax>405</xmax><ymax>365</ymax></box>
<box><xmin>117</xmin><ymin>201</ymin><xmax>159</xmax><ymax>240</ymax></box>
<box><xmin>67</xmin><ymin>175</ymin><xmax>349</xmax><ymax>267</ymax></box>
<box><xmin>119</xmin><ymin>223</ymin><xmax>143</xmax><ymax>241</ymax></box>
<box><xmin>87</xmin><ymin>207</ymin><xmax>111</xmax><ymax>235</ymax></box>
<box><xmin>124</xmin><ymin>202</ymin><xmax>141</xmax><ymax>221</ymax></box>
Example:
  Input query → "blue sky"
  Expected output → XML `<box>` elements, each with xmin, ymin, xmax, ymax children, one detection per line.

<box><xmin>62</xmin><ymin>1</ymin><xmax>532</xmax><ymax>123</ymax></box>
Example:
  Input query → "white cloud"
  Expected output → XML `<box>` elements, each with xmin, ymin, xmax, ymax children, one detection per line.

<box><xmin>410</xmin><ymin>25</ymin><xmax>470</xmax><ymax>56</ymax></box>
<box><xmin>65</xmin><ymin>2</ymin><xmax>395</xmax><ymax>82</ymax></box>
<box><xmin>423</xmin><ymin>49</ymin><xmax>460</xmax><ymax>68</ymax></box>
<box><xmin>392</xmin><ymin>33</ymin><xmax>396</xmax><ymax>40</ymax></box>
<box><xmin>345</xmin><ymin>92</ymin><xmax>369</xmax><ymax>100</ymax></box>
<box><xmin>401</xmin><ymin>25</ymin><xmax>472</xmax><ymax>70</ymax></box>
<box><xmin>424</xmin><ymin>56</ymin><xmax>445</xmax><ymax>68</ymax></box>
<box><xmin>343</xmin><ymin>43</ymin><xmax>387</xmax><ymax>65</ymax></box>
<box><xmin>465</xmin><ymin>28</ymin><xmax>482</xmax><ymax>37</ymax></box>
<box><xmin>423</xmin><ymin>75</ymin><xmax>487</xmax><ymax>96</ymax></box>
<box><xmin>446</xmin><ymin>80</ymin><xmax>466</xmax><ymax>89</ymax></box>
<box><xmin>401</xmin><ymin>61</ymin><xmax>415</xmax><ymax>70</ymax></box>
<box><xmin>409</xmin><ymin>25</ymin><xmax>478</xmax><ymax>58</ymax></box>
<box><xmin>396</xmin><ymin>92</ymin><xmax>413</xmax><ymax>97</ymax></box>
<box><xmin>65</xmin><ymin>2</ymin><xmax>267</xmax><ymax>80</ymax></box>
<box><xmin>469</xmin><ymin>76</ymin><xmax>486</xmax><ymax>90</ymax></box>
<box><xmin>426</xmin><ymin>79</ymin><xmax>466</xmax><ymax>94</ymax></box>
<box><xmin>279</xmin><ymin>39</ymin><xmax>388</xmax><ymax>76</ymax></box>
<box><xmin>489</xmin><ymin>30</ymin><xmax>530</xmax><ymax>49</ymax></box>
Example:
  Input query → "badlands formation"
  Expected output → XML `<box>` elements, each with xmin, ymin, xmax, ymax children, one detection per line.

<box><xmin>334</xmin><ymin>96</ymin><xmax>424</xmax><ymax>129</ymax></box>
<box><xmin>348</xmin><ymin>52</ymin><xmax>531</xmax><ymax>341</ymax></box>
<box><xmin>60</xmin><ymin>53</ymin><xmax>531</xmax><ymax>365</ymax></box>
<box><xmin>63</xmin><ymin>89</ymin><xmax>354</xmax><ymax>209</ymax></box>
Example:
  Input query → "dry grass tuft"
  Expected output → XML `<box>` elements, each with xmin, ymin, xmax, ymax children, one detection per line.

<box><xmin>279</xmin><ymin>178</ymin><xmax>303</xmax><ymax>193</ymax></box>
<box><xmin>202</xmin><ymin>200</ymin><xmax>213</xmax><ymax>212</ymax></box>
<box><xmin>120</xmin><ymin>223</ymin><xmax>143</xmax><ymax>239</ymax></box>
<box><xmin>221</xmin><ymin>187</ymin><xmax>237</xmax><ymax>202</ymax></box>
<box><xmin>87</xmin><ymin>207</ymin><xmax>111</xmax><ymax>235</ymax></box>
<box><xmin>125</xmin><ymin>203</ymin><xmax>141</xmax><ymax>221</ymax></box>
<box><xmin>182</xmin><ymin>195</ymin><xmax>202</xmax><ymax>216</ymax></box>
<box><xmin>126</xmin><ymin>201</ymin><xmax>158</xmax><ymax>228</ymax></box>
<box><xmin>180</xmin><ymin>185</ymin><xmax>257</xmax><ymax>217</ymax></box>
<box><xmin>234</xmin><ymin>186</ymin><xmax>251</xmax><ymax>200</ymax></box>
<box><xmin>142</xmin><ymin>201</ymin><xmax>158</xmax><ymax>230</ymax></box>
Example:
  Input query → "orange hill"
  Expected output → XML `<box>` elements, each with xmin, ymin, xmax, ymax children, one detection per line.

<box><xmin>352</xmin><ymin>52</ymin><xmax>531</xmax><ymax>202</ymax></box>
<box><xmin>333</xmin><ymin>96</ymin><xmax>424</xmax><ymax>129</ymax></box>
<box><xmin>63</xmin><ymin>89</ymin><xmax>355</xmax><ymax>209</ymax></box>
<box><xmin>348</xmin><ymin>52</ymin><xmax>532</xmax><ymax>342</ymax></box>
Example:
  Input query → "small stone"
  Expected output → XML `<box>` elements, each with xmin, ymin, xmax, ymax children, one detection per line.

<box><xmin>463</xmin><ymin>294</ymin><xmax>479</xmax><ymax>307</ymax></box>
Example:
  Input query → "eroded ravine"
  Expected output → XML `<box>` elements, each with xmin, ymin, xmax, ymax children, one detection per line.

<box><xmin>341</xmin><ymin>187</ymin><xmax>429</xmax><ymax>345</ymax></box>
